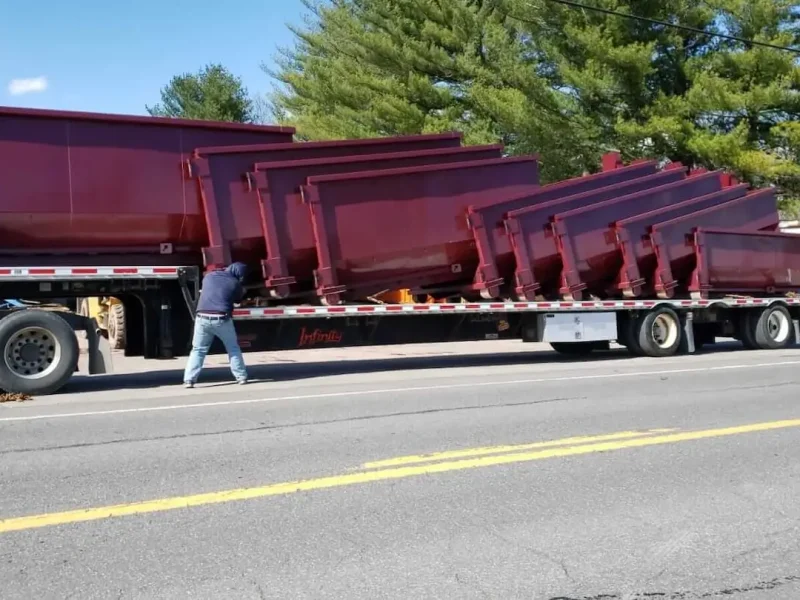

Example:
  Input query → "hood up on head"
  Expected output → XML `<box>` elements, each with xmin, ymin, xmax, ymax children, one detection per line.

<box><xmin>225</xmin><ymin>262</ymin><xmax>248</xmax><ymax>281</ymax></box>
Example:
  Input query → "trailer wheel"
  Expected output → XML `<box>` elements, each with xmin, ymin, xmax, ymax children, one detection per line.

<box><xmin>0</xmin><ymin>310</ymin><xmax>79</xmax><ymax>395</ymax></box>
<box><xmin>749</xmin><ymin>305</ymin><xmax>793</xmax><ymax>350</ymax></box>
<box><xmin>619</xmin><ymin>313</ymin><xmax>644</xmax><ymax>356</ymax></box>
<box><xmin>636</xmin><ymin>307</ymin><xmax>681</xmax><ymax>357</ymax></box>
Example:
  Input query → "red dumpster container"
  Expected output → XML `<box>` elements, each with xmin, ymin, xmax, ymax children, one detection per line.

<box><xmin>505</xmin><ymin>167</ymin><xmax>688</xmax><ymax>300</ymax></box>
<box><xmin>467</xmin><ymin>158</ymin><xmax>660</xmax><ymax>299</ymax></box>
<box><xmin>0</xmin><ymin>105</ymin><xmax>293</xmax><ymax>263</ymax></box>
<box><xmin>650</xmin><ymin>188</ymin><xmax>779</xmax><ymax>298</ymax></box>
<box><xmin>248</xmin><ymin>144</ymin><xmax>504</xmax><ymax>298</ymax></box>
<box><xmin>689</xmin><ymin>228</ymin><xmax>800</xmax><ymax>297</ymax></box>
<box><xmin>301</xmin><ymin>156</ymin><xmax>540</xmax><ymax>305</ymax></box>
<box><xmin>189</xmin><ymin>133</ymin><xmax>464</xmax><ymax>267</ymax></box>
<box><xmin>610</xmin><ymin>184</ymin><xmax>750</xmax><ymax>297</ymax></box>
<box><xmin>553</xmin><ymin>171</ymin><xmax>726</xmax><ymax>300</ymax></box>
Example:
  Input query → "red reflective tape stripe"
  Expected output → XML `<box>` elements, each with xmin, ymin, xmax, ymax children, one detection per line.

<box><xmin>439</xmin><ymin>304</ymin><xmax>457</xmax><ymax>310</ymax></box>
<box><xmin>412</xmin><ymin>305</ymin><xmax>431</xmax><ymax>311</ymax></box>
<box><xmin>0</xmin><ymin>269</ymin><xmax>11</xmax><ymax>275</ymax></box>
<box><xmin>296</xmin><ymin>308</ymin><xmax>317</xmax><ymax>314</ymax></box>
<box><xmin>112</xmin><ymin>268</ymin><xmax>138</xmax><ymax>274</ymax></box>
<box><xmin>386</xmin><ymin>305</ymin><xmax>404</xmax><ymax>311</ymax></box>
<box><xmin>355</xmin><ymin>306</ymin><xmax>374</xmax><ymax>312</ymax></box>
<box><xmin>539</xmin><ymin>302</ymin><xmax>552</xmax><ymax>308</ymax></box>
<box><xmin>465</xmin><ymin>304</ymin><xmax>482</xmax><ymax>309</ymax></box>
<box><xmin>153</xmin><ymin>268</ymin><xmax>178</xmax><ymax>274</ymax></box>
<box><xmin>71</xmin><ymin>268</ymin><xmax>99</xmax><ymax>274</ymax></box>
<box><xmin>263</xmin><ymin>309</ymin><xmax>284</xmax><ymax>316</ymax></box>
<box><xmin>29</xmin><ymin>268</ymin><xmax>56</xmax><ymax>275</ymax></box>
<box><xmin>489</xmin><ymin>304</ymin><xmax>505</xmax><ymax>309</ymax></box>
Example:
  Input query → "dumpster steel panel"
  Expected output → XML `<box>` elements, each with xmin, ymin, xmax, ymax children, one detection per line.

<box><xmin>301</xmin><ymin>156</ymin><xmax>540</xmax><ymax>305</ymax></box>
<box><xmin>649</xmin><ymin>188</ymin><xmax>780</xmax><ymax>298</ymax></box>
<box><xmin>0</xmin><ymin>106</ymin><xmax>293</xmax><ymax>262</ymax></box>
<box><xmin>190</xmin><ymin>133</ymin><xmax>464</xmax><ymax>268</ymax></box>
<box><xmin>611</xmin><ymin>184</ymin><xmax>750</xmax><ymax>297</ymax></box>
<box><xmin>249</xmin><ymin>145</ymin><xmax>504</xmax><ymax>298</ymax></box>
<box><xmin>467</xmin><ymin>159</ymin><xmax>659</xmax><ymax>299</ymax></box>
<box><xmin>689</xmin><ymin>228</ymin><xmax>800</xmax><ymax>296</ymax></box>
<box><xmin>505</xmin><ymin>168</ymin><xmax>688</xmax><ymax>301</ymax></box>
<box><xmin>553</xmin><ymin>171</ymin><xmax>725</xmax><ymax>300</ymax></box>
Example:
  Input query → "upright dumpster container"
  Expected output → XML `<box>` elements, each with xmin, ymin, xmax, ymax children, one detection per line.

<box><xmin>689</xmin><ymin>228</ymin><xmax>800</xmax><ymax>297</ymax></box>
<box><xmin>467</xmin><ymin>159</ymin><xmax>660</xmax><ymax>299</ymax></box>
<box><xmin>505</xmin><ymin>168</ymin><xmax>687</xmax><ymax>300</ymax></box>
<box><xmin>649</xmin><ymin>188</ymin><xmax>780</xmax><ymax>297</ymax></box>
<box><xmin>248</xmin><ymin>145</ymin><xmax>504</xmax><ymax>298</ymax></box>
<box><xmin>0</xmin><ymin>106</ymin><xmax>293</xmax><ymax>263</ymax></box>
<box><xmin>189</xmin><ymin>133</ymin><xmax>464</xmax><ymax>267</ymax></box>
<box><xmin>301</xmin><ymin>156</ymin><xmax>540</xmax><ymax>305</ymax></box>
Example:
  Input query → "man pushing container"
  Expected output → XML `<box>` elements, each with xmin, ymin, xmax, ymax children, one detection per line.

<box><xmin>183</xmin><ymin>262</ymin><xmax>249</xmax><ymax>388</ymax></box>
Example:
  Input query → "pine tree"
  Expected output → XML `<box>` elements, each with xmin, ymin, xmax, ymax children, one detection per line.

<box><xmin>267</xmin><ymin>0</ymin><xmax>603</xmax><ymax>182</ymax></box>
<box><xmin>536</xmin><ymin>0</ymin><xmax>800</xmax><ymax>213</ymax></box>
<box><xmin>269</xmin><ymin>0</ymin><xmax>800</xmax><ymax>212</ymax></box>
<box><xmin>148</xmin><ymin>64</ymin><xmax>255</xmax><ymax>123</ymax></box>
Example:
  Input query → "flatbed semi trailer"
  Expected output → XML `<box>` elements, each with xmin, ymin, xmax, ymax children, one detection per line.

<box><xmin>0</xmin><ymin>265</ymin><xmax>797</xmax><ymax>396</ymax></box>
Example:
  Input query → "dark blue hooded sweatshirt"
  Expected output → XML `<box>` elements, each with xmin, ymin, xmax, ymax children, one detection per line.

<box><xmin>196</xmin><ymin>262</ymin><xmax>248</xmax><ymax>316</ymax></box>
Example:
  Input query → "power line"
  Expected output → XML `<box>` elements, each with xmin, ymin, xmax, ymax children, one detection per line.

<box><xmin>509</xmin><ymin>0</ymin><xmax>800</xmax><ymax>55</ymax></box>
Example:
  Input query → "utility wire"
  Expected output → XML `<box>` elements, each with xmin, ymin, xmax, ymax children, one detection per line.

<box><xmin>510</xmin><ymin>0</ymin><xmax>800</xmax><ymax>55</ymax></box>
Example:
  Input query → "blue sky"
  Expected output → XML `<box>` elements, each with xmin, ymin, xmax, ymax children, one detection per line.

<box><xmin>0</xmin><ymin>0</ymin><xmax>308</xmax><ymax>116</ymax></box>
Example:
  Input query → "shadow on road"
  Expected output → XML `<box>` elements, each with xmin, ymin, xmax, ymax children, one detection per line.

<box><xmin>62</xmin><ymin>340</ymin><xmax>748</xmax><ymax>394</ymax></box>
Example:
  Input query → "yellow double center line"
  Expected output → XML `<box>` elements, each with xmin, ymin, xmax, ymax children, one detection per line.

<box><xmin>1</xmin><ymin>418</ymin><xmax>799</xmax><ymax>534</ymax></box>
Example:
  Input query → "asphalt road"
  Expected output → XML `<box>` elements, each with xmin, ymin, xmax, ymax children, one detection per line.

<box><xmin>1</xmin><ymin>343</ymin><xmax>800</xmax><ymax>599</ymax></box>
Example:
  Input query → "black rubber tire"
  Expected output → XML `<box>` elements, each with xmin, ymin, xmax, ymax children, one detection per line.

<box><xmin>550</xmin><ymin>342</ymin><xmax>599</xmax><ymax>356</ymax></box>
<box><xmin>620</xmin><ymin>313</ymin><xmax>645</xmax><ymax>356</ymax></box>
<box><xmin>750</xmin><ymin>305</ymin><xmax>794</xmax><ymax>350</ymax></box>
<box><xmin>635</xmin><ymin>307</ymin><xmax>682</xmax><ymax>357</ymax></box>
<box><xmin>0</xmin><ymin>310</ymin><xmax>79</xmax><ymax>395</ymax></box>
<box><xmin>107</xmin><ymin>302</ymin><xmax>126</xmax><ymax>350</ymax></box>
<box><xmin>735</xmin><ymin>310</ymin><xmax>758</xmax><ymax>350</ymax></box>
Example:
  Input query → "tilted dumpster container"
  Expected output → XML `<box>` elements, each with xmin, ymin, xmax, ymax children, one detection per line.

<box><xmin>0</xmin><ymin>106</ymin><xmax>294</xmax><ymax>263</ymax></box>
<box><xmin>505</xmin><ymin>168</ymin><xmax>688</xmax><ymax>300</ymax></box>
<box><xmin>552</xmin><ymin>171</ymin><xmax>726</xmax><ymax>300</ymax></box>
<box><xmin>248</xmin><ymin>145</ymin><xmax>504</xmax><ymax>298</ymax></box>
<box><xmin>467</xmin><ymin>158</ymin><xmax>660</xmax><ymax>299</ymax></box>
<box><xmin>189</xmin><ymin>133</ymin><xmax>464</xmax><ymax>268</ymax></box>
<box><xmin>649</xmin><ymin>188</ymin><xmax>780</xmax><ymax>298</ymax></box>
<box><xmin>607</xmin><ymin>184</ymin><xmax>751</xmax><ymax>297</ymax></box>
<box><xmin>301</xmin><ymin>156</ymin><xmax>540</xmax><ymax>305</ymax></box>
<box><xmin>689</xmin><ymin>228</ymin><xmax>800</xmax><ymax>297</ymax></box>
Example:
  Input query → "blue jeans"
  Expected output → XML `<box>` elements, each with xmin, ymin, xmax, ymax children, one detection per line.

<box><xmin>183</xmin><ymin>315</ymin><xmax>248</xmax><ymax>384</ymax></box>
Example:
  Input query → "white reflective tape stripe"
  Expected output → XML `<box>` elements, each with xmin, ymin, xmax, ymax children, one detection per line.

<box><xmin>0</xmin><ymin>267</ymin><xmax>183</xmax><ymax>279</ymax></box>
<box><xmin>232</xmin><ymin>297</ymin><xmax>800</xmax><ymax>319</ymax></box>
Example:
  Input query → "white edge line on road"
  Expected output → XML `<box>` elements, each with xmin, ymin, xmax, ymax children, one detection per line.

<box><xmin>1</xmin><ymin>359</ymin><xmax>799</xmax><ymax>424</ymax></box>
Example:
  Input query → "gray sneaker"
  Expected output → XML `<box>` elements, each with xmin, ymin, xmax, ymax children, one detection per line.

<box><xmin>237</xmin><ymin>379</ymin><xmax>248</xmax><ymax>385</ymax></box>
<box><xmin>184</xmin><ymin>382</ymin><xmax>194</xmax><ymax>389</ymax></box>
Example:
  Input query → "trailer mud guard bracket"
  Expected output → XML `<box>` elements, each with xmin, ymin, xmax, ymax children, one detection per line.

<box><xmin>793</xmin><ymin>319</ymin><xmax>800</xmax><ymax>345</ymax></box>
<box><xmin>85</xmin><ymin>317</ymin><xmax>113</xmax><ymax>375</ymax></box>
<box><xmin>56</xmin><ymin>312</ymin><xmax>113</xmax><ymax>375</ymax></box>
<box><xmin>679</xmin><ymin>311</ymin><xmax>696</xmax><ymax>354</ymax></box>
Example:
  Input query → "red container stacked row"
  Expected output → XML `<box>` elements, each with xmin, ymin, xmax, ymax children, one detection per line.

<box><xmin>1</xmin><ymin>105</ymin><xmax>797</xmax><ymax>301</ymax></box>
<box><xmin>195</xmin><ymin>135</ymin><xmax>791</xmax><ymax>303</ymax></box>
